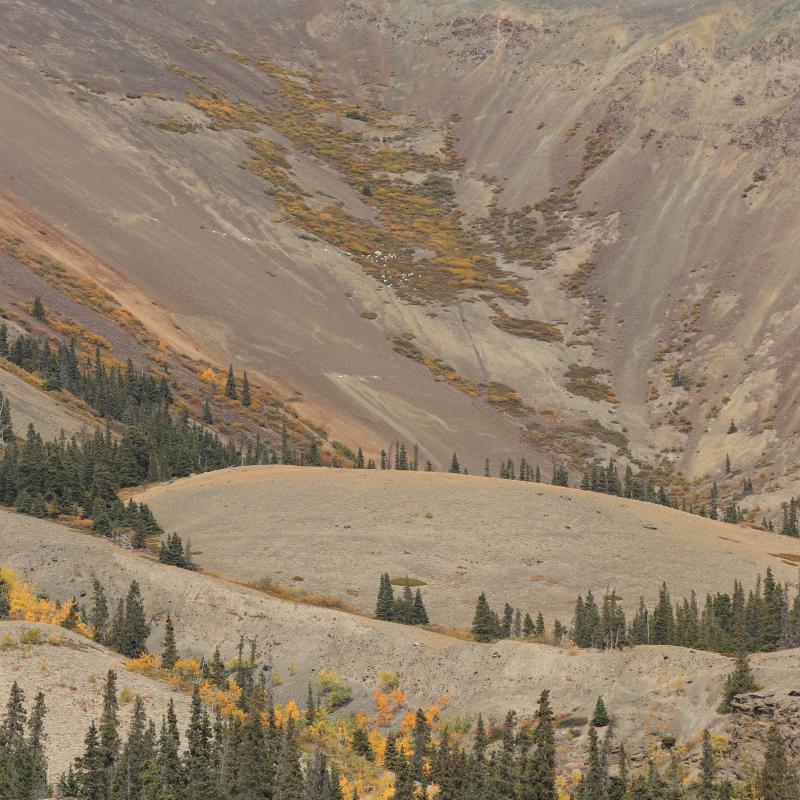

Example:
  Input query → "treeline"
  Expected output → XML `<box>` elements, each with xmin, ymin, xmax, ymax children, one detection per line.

<box><xmin>571</xmin><ymin>568</ymin><xmax>800</xmax><ymax>655</ymax></box>
<box><xmin>469</xmin><ymin>592</ymin><xmax>562</xmax><ymax>644</ymax></box>
<box><xmin>87</xmin><ymin>578</ymin><xmax>151</xmax><ymax>659</ymax></box>
<box><xmin>0</xmin><ymin>683</ymin><xmax>47</xmax><ymax>800</ymax></box>
<box><xmin>395</xmin><ymin>696</ymin><xmax>798</xmax><ymax>800</ymax></box>
<box><xmin>55</xmin><ymin>668</ymin><xmax>346</xmax><ymax>800</ymax></box>
<box><xmin>0</xmin><ymin>391</ymin><xmax>168</xmax><ymax>536</ymax></box>
<box><xmin>158</xmin><ymin>532</ymin><xmax>194</xmax><ymax>569</ymax></box>
<box><xmin>4</xmin><ymin>672</ymin><xmax>799</xmax><ymax>800</ymax></box>
<box><xmin>375</xmin><ymin>573</ymin><xmax>429</xmax><ymax>625</ymax></box>
<box><xmin>3</xmin><ymin>317</ymin><xmax>795</xmax><ymax>533</ymax></box>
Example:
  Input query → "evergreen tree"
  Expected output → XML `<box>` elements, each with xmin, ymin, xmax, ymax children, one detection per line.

<box><xmin>76</xmin><ymin>721</ymin><xmax>105</xmax><ymax>800</ymax></box>
<box><xmin>274</xmin><ymin>721</ymin><xmax>304</xmax><ymax>800</ymax></box>
<box><xmin>471</xmin><ymin>593</ymin><xmax>497</xmax><ymax>642</ymax></box>
<box><xmin>581</xmin><ymin>727</ymin><xmax>606</xmax><ymax>800</ymax></box>
<box><xmin>162</xmin><ymin>615</ymin><xmax>178</xmax><ymax>671</ymax></box>
<box><xmin>111</xmin><ymin>695</ymin><xmax>148</xmax><ymax>800</ymax></box>
<box><xmin>413</xmin><ymin>589</ymin><xmax>429</xmax><ymax>625</ymax></box>
<box><xmin>523</xmin><ymin>613</ymin><xmax>535</xmax><ymax>638</ymax></box>
<box><xmin>184</xmin><ymin>684</ymin><xmax>217</xmax><ymax>800</ymax></box>
<box><xmin>411</xmin><ymin>709</ymin><xmax>431</xmax><ymax>783</ymax></box>
<box><xmin>699</xmin><ymin>729</ymin><xmax>716</xmax><ymax>800</ymax></box>
<box><xmin>30</xmin><ymin>296</ymin><xmax>46</xmax><ymax>321</ymax></box>
<box><xmin>351</xmin><ymin>726</ymin><xmax>374</xmax><ymax>762</ymax></box>
<box><xmin>720</xmin><ymin>649</ymin><xmax>759</xmax><ymax>712</ymax></box>
<box><xmin>501</xmin><ymin>603</ymin><xmax>514</xmax><ymax>638</ymax></box>
<box><xmin>760</xmin><ymin>724</ymin><xmax>799</xmax><ymax>800</ymax></box>
<box><xmin>522</xmin><ymin>689</ymin><xmax>556</xmax><ymax>800</ymax></box>
<box><xmin>241</xmin><ymin>370</ymin><xmax>251</xmax><ymax>406</ymax></box>
<box><xmin>98</xmin><ymin>670</ymin><xmax>120</xmax><ymax>798</ymax></box>
<box><xmin>449</xmin><ymin>453</ymin><xmax>460</xmax><ymax>474</ymax></box>
<box><xmin>225</xmin><ymin>366</ymin><xmax>238</xmax><ymax>400</ymax></box>
<box><xmin>122</xmin><ymin>581</ymin><xmax>150</xmax><ymax>658</ymax></box>
<box><xmin>0</xmin><ymin>574</ymin><xmax>10</xmax><ymax>619</ymax></box>
<box><xmin>591</xmin><ymin>697</ymin><xmax>610</xmax><ymax>728</ymax></box>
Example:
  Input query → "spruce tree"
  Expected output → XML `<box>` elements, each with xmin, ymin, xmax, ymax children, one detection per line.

<box><xmin>413</xmin><ymin>589</ymin><xmax>429</xmax><ymax>625</ymax></box>
<box><xmin>501</xmin><ymin>603</ymin><xmax>514</xmax><ymax>638</ymax></box>
<box><xmin>720</xmin><ymin>649</ymin><xmax>759</xmax><ymax>712</ymax></box>
<box><xmin>449</xmin><ymin>453</ymin><xmax>460</xmax><ymax>474</ymax></box>
<box><xmin>591</xmin><ymin>697</ymin><xmax>610</xmax><ymax>728</ymax></box>
<box><xmin>225</xmin><ymin>366</ymin><xmax>238</xmax><ymax>400</ymax></box>
<box><xmin>122</xmin><ymin>581</ymin><xmax>150</xmax><ymax>658</ymax></box>
<box><xmin>582</xmin><ymin>727</ymin><xmax>606</xmax><ymax>800</ymax></box>
<box><xmin>471</xmin><ymin>593</ymin><xmax>497</xmax><ymax>643</ymax></box>
<box><xmin>30</xmin><ymin>296</ymin><xmax>45</xmax><ymax>321</ymax></box>
<box><xmin>274</xmin><ymin>721</ymin><xmax>304</xmax><ymax>800</ymax></box>
<box><xmin>523</xmin><ymin>612</ymin><xmax>535</xmax><ymax>638</ymax></box>
<box><xmin>76</xmin><ymin>721</ymin><xmax>105</xmax><ymax>800</ymax></box>
<box><xmin>760</xmin><ymin>724</ymin><xmax>798</xmax><ymax>800</ymax></box>
<box><xmin>98</xmin><ymin>670</ymin><xmax>120</xmax><ymax>798</ymax></box>
<box><xmin>699</xmin><ymin>729</ymin><xmax>716</xmax><ymax>800</ymax></box>
<box><xmin>351</xmin><ymin>725</ymin><xmax>374</xmax><ymax>761</ymax></box>
<box><xmin>241</xmin><ymin>370</ymin><xmax>251</xmax><ymax>406</ymax></box>
<box><xmin>411</xmin><ymin>709</ymin><xmax>431</xmax><ymax>783</ymax></box>
<box><xmin>522</xmin><ymin>689</ymin><xmax>556</xmax><ymax>800</ymax></box>
<box><xmin>0</xmin><ymin>574</ymin><xmax>10</xmax><ymax>618</ymax></box>
<box><xmin>374</xmin><ymin>573</ymin><xmax>395</xmax><ymax>621</ymax></box>
<box><xmin>162</xmin><ymin>615</ymin><xmax>178</xmax><ymax>670</ymax></box>
<box><xmin>185</xmin><ymin>684</ymin><xmax>217</xmax><ymax>800</ymax></box>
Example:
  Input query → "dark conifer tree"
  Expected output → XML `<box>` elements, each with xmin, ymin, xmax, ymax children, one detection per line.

<box><xmin>225</xmin><ymin>366</ymin><xmax>238</xmax><ymax>400</ymax></box>
<box><xmin>375</xmin><ymin>573</ymin><xmax>395</xmax><ymax>621</ymax></box>
<box><xmin>350</xmin><ymin>726</ymin><xmax>374</xmax><ymax>762</ymax></box>
<box><xmin>760</xmin><ymin>724</ymin><xmax>798</xmax><ymax>800</ymax></box>
<box><xmin>591</xmin><ymin>697</ymin><xmax>610</xmax><ymax>728</ymax></box>
<box><xmin>31</xmin><ymin>296</ymin><xmax>46</xmax><ymax>321</ymax></box>
<box><xmin>162</xmin><ymin>615</ymin><xmax>178</xmax><ymax>671</ymax></box>
<box><xmin>273</xmin><ymin>721</ymin><xmax>304</xmax><ymax>800</ymax></box>
<box><xmin>522</xmin><ymin>689</ymin><xmax>556</xmax><ymax>800</ymax></box>
<box><xmin>122</xmin><ymin>581</ymin><xmax>150</xmax><ymax>658</ymax></box>
<box><xmin>720</xmin><ymin>649</ymin><xmax>759</xmax><ymax>712</ymax></box>
<box><xmin>471</xmin><ymin>593</ymin><xmax>497</xmax><ymax>643</ymax></box>
<box><xmin>76</xmin><ymin>721</ymin><xmax>105</xmax><ymax>800</ymax></box>
<box><xmin>184</xmin><ymin>685</ymin><xmax>217</xmax><ymax>800</ymax></box>
<box><xmin>413</xmin><ymin>589</ymin><xmax>429</xmax><ymax>625</ymax></box>
<box><xmin>523</xmin><ymin>612</ymin><xmax>535</xmax><ymax>639</ymax></box>
<box><xmin>0</xmin><ymin>574</ymin><xmax>11</xmax><ymax>619</ymax></box>
<box><xmin>241</xmin><ymin>370</ymin><xmax>251</xmax><ymax>406</ymax></box>
<box><xmin>699</xmin><ymin>729</ymin><xmax>716</xmax><ymax>800</ymax></box>
<box><xmin>98</xmin><ymin>670</ymin><xmax>120</xmax><ymax>798</ymax></box>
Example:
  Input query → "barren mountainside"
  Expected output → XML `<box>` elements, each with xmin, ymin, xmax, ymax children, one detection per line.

<box><xmin>4</xmin><ymin>1</ymin><xmax>800</xmax><ymax>797</ymax></box>
<box><xmin>1</xmin><ymin>0</ymin><xmax>800</xmax><ymax>515</ymax></box>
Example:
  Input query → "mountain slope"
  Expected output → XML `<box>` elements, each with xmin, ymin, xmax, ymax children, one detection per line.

<box><xmin>135</xmin><ymin>466</ymin><xmax>800</xmax><ymax>627</ymax></box>
<box><xmin>1</xmin><ymin>0</ymin><xmax>800</xmax><ymax>509</ymax></box>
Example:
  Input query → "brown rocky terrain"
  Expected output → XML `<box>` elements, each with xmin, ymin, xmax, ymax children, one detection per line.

<box><xmin>1</xmin><ymin>0</ymin><xmax>799</xmax><ymax>517</ymax></box>
<box><xmin>0</xmin><ymin>621</ymin><xmax>192</xmax><ymax>782</ymax></box>
<box><xmin>1</xmin><ymin>503</ymin><xmax>800</xmax><ymax>781</ymax></box>
<box><xmin>135</xmin><ymin>466</ymin><xmax>800</xmax><ymax>628</ymax></box>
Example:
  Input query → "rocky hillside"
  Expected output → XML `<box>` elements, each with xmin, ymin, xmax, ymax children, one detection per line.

<box><xmin>1</xmin><ymin>508</ymin><xmax>797</xmax><ymax>782</ymax></box>
<box><xmin>134</xmin><ymin>466</ymin><xmax>800</xmax><ymax>627</ymax></box>
<box><xmin>1</xmin><ymin>0</ymin><xmax>800</xmax><ymax>518</ymax></box>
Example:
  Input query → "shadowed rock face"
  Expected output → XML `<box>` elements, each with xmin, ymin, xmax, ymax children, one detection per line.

<box><xmin>1</xmin><ymin>0</ymin><xmax>800</xmax><ymax>511</ymax></box>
